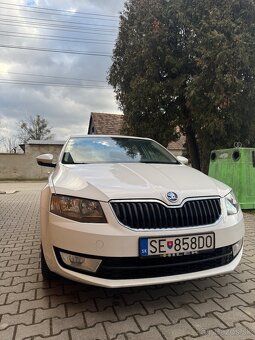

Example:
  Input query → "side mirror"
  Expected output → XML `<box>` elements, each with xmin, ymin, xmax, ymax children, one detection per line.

<box><xmin>177</xmin><ymin>156</ymin><xmax>189</xmax><ymax>165</ymax></box>
<box><xmin>36</xmin><ymin>154</ymin><xmax>56</xmax><ymax>168</ymax></box>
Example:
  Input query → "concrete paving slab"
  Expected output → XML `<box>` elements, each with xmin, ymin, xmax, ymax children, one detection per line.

<box><xmin>0</xmin><ymin>181</ymin><xmax>46</xmax><ymax>192</ymax></box>
<box><xmin>0</xmin><ymin>187</ymin><xmax>254</xmax><ymax>339</ymax></box>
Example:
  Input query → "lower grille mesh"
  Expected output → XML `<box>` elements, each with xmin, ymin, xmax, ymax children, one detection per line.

<box><xmin>97</xmin><ymin>245</ymin><xmax>233</xmax><ymax>279</ymax></box>
<box><xmin>55</xmin><ymin>245</ymin><xmax>233</xmax><ymax>280</ymax></box>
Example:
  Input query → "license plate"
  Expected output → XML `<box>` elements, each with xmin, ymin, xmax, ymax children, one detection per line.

<box><xmin>139</xmin><ymin>233</ymin><xmax>215</xmax><ymax>257</ymax></box>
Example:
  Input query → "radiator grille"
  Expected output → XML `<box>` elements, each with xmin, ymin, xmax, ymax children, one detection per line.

<box><xmin>111</xmin><ymin>198</ymin><xmax>221</xmax><ymax>229</ymax></box>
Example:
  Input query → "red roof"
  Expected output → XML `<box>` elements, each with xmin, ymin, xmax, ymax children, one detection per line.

<box><xmin>89</xmin><ymin>112</ymin><xmax>124</xmax><ymax>135</ymax></box>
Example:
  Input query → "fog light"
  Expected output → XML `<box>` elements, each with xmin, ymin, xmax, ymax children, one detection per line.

<box><xmin>232</xmin><ymin>239</ymin><xmax>243</xmax><ymax>257</ymax></box>
<box><xmin>59</xmin><ymin>251</ymin><xmax>102</xmax><ymax>272</ymax></box>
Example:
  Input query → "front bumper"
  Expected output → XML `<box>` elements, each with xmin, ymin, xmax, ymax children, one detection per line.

<box><xmin>48</xmin><ymin>245</ymin><xmax>243</xmax><ymax>288</ymax></box>
<box><xmin>55</xmin><ymin>243</ymin><xmax>236</xmax><ymax>278</ymax></box>
<box><xmin>41</xmin><ymin>201</ymin><xmax>245</xmax><ymax>287</ymax></box>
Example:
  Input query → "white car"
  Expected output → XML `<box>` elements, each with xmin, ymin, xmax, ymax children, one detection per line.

<box><xmin>37</xmin><ymin>135</ymin><xmax>244</xmax><ymax>288</ymax></box>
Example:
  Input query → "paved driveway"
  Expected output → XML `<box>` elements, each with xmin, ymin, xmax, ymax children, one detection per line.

<box><xmin>0</xmin><ymin>188</ymin><xmax>255</xmax><ymax>340</ymax></box>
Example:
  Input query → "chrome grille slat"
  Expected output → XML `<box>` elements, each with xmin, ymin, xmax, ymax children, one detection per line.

<box><xmin>187</xmin><ymin>201</ymin><xmax>194</xmax><ymax>226</ymax></box>
<box><xmin>200</xmin><ymin>200</ymin><xmax>207</xmax><ymax>225</ymax></box>
<box><xmin>196</xmin><ymin>200</ymin><xmax>204</xmax><ymax>225</ymax></box>
<box><xmin>179</xmin><ymin>203</ymin><xmax>184</xmax><ymax>227</ymax></box>
<box><xmin>149</xmin><ymin>202</ymin><xmax>156</xmax><ymax>228</ymax></box>
<box><xmin>167</xmin><ymin>207</ymin><xmax>173</xmax><ymax>227</ymax></box>
<box><xmin>183</xmin><ymin>203</ymin><xmax>189</xmax><ymax>226</ymax></box>
<box><xmin>192</xmin><ymin>201</ymin><xmax>199</xmax><ymax>225</ymax></box>
<box><xmin>132</xmin><ymin>202</ymin><xmax>139</xmax><ymax>227</ymax></box>
<box><xmin>204</xmin><ymin>200</ymin><xmax>212</xmax><ymax>224</ymax></box>
<box><xmin>111</xmin><ymin>199</ymin><xmax>221</xmax><ymax>230</ymax></box>
<box><xmin>126</xmin><ymin>203</ymin><xmax>133</xmax><ymax>227</ymax></box>
<box><xmin>154</xmin><ymin>203</ymin><xmax>162</xmax><ymax>227</ymax></box>
<box><xmin>137</xmin><ymin>202</ymin><xmax>145</xmax><ymax>227</ymax></box>
<box><xmin>208</xmin><ymin>200</ymin><xmax>216</xmax><ymax>222</ymax></box>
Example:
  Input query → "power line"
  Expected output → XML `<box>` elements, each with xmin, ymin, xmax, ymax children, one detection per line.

<box><xmin>0</xmin><ymin>13</ymin><xmax>118</xmax><ymax>29</ymax></box>
<box><xmin>0</xmin><ymin>30</ymin><xmax>114</xmax><ymax>43</ymax></box>
<box><xmin>0</xmin><ymin>1</ymin><xmax>119</xmax><ymax>19</ymax></box>
<box><xmin>0</xmin><ymin>20</ymin><xmax>117</xmax><ymax>36</ymax></box>
<box><xmin>0</xmin><ymin>17</ymin><xmax>117</xmax><ymax>33</ymax></box>
<box><xmin>0</xmin><ymin>43</ymin><xmax>112</xmax><ymax>56</ymax></box>
<box><xmin>0</xmin><ymin>79</ymin><xmax>111</xmax><ymax>89</ymax></box>
<box><xmin>6</xmin><ymin>71</ymin><xmax>107</xmax><ymax>83</ymax></box>
<box><xmin>0</xmin><ymin>31</ymin><xmax>115</xmax><ymax>45</ymax></box>
<box><xmin>0</xmin><ymin>5</ymin><xmax>119</xmax><ymax>22</ymax></box>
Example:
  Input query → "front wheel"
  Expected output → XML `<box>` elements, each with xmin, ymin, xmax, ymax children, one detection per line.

<box><xmin>41</xmin><ymin>245</ymin><xmax>58</xmax><ymax>280</ymax></box>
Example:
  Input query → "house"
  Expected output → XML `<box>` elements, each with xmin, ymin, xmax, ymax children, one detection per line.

<box><xmin>87</xmin><ymin>112</ymin><xmax>186</xmax><ymax>157</ymax></box>
<box><xmin>19</xmin><ymin>139</ymin><xmax>65</xmax><ymax>157</ymax></box>
<box><xmin>88</xmin><ymin>112</ymin><xmax>125</xmax><ymax>135</ymax></box>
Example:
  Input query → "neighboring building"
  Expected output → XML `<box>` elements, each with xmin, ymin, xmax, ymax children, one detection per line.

<box><xmin>88</xmin><ymin>112</ymin><xmax>125</xmax><ymax>135</ymax></box>
<box><xmin>88</xmin><ymin>112</ymin><xmax>186</xmax><ymax>157</ymax></box>
<box><xmin>0</xmin><ymin>140</ymin><xmax>65</xmax><ymax>180</ymax></box>
<box><xmin>19</xmin><ymin>140</ymin><xmax>65</xmax><ymax>158</ymax></box>
<box><xmin>167</xmin><ymin>134</ymin><xmax>187</xmax><ymax>157</ymax></box>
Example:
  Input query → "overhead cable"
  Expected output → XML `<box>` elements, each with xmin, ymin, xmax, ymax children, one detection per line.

<box><xmin>0</xmin><ymin>13</ymin><xmax>118</xmax><ymax>29</ymax></box>
<box><xmin>0</xmin><ymin>21</ymin><xmax>116</xmax><ymax>36</ymax></box>
<box><xmin>0</xmin><ymin>79</ymin><xmax>111</xmax><ymax>89</ymax></box>
<box><xmin>0</xmin><ymin>5</ymin><xmax>119</xmax><ymax>22</ymax></box>
<box><xmin>0</xmin><ymin>1</ymin><xmax>119</xmax><ymax>18</ymax></box>
<box><xmin>6</xmin><ymin>71</ymin><xmax>107</xmax><ymax>83</ymax></box>
<box><xmin>0</xmin><ymin>44</ymin><xmax>112</xmax><ymax>56</ymax></box>
<box><xmin>0</xmin><ymin>31</ymin><xmax>115</xmax><ymax>45</ymax></box>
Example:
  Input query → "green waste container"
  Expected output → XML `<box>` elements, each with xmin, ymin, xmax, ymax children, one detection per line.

<box><xmin>208</xmin><ymin>147</ymin><xmax>255</xmax><ymax>209</ymax></box>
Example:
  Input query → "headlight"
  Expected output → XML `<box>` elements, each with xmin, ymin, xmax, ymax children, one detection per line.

<box><xmin>50</xmin><ymin>194</ymin><xmax>107</xmax><ymax>223</ymax></box>
<box><xmin>225</xmin><ymin>191</ymin><xmax>239</xmax><ymax>215</ymax></box>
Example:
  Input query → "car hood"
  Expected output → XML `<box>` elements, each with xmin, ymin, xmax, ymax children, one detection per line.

<box><xmin>51</xmin><ymin>163</ymin><xmax>231</xmax><ymax>203</ymax></box>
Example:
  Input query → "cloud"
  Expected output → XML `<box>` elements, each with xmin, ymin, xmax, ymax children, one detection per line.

<box><xmin>0</xmin><ymin>0</ymin><xmax>125</xmax><ymax>143</ymax></box>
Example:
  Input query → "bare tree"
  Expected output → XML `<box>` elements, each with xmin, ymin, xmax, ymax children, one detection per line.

<box><xmin>0</xmin><ymin>121</ymin><xmax>5</xmax><ymax>151</ymax></box>
<box><xmin>3</xmin><ymin>136</ymin><xmax>18</xmax><ymax>153</ymax></box>
<box><xmin>18</xmin><ymin>114</ymin><xmax>53</xmax><ymax>143</ymax></box>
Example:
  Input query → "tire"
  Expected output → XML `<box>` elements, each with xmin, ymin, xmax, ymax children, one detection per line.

<box><xmin>41</xmin><ymin>245</ymin><xmax>58</xmax><ymax>280</ymax></box>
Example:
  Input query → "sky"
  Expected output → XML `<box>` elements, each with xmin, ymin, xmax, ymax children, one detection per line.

<box><xmin>0</xmin><ymin>0</ymin><xmax>126</xmax><ymax>144</ymax></box>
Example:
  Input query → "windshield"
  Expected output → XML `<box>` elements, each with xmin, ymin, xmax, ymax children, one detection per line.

<box><xmin>62</xmin><ymin>137</ymin><xmax>179</xmax><ymax>165</ymax></box>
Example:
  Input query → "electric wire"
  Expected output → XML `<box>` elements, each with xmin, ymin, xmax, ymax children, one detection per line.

<box><xmin>0</xmin><ymin>5</ymin><xmax>118</xmax><ymax>22</ymax></box>
<box><xmin>0</xmin><ymin>5</ymin><xmax>119</xmax><ymax>22</ymax></box>
<box><xmin>0</xmin><ymin>79</ymin><xmax>111</xmax><ymax>89</ymax></box>
<box><xmin>0</xmin><ymin>3</ymin><xmax>117</xmax><ymax>87</ymax></box>
<box><xmin>0</xmin><ymin>18</ymin><xmax>117</xmax><ymax>33</ymax></box>
<box><xmin>0</xmin><ymin>43</ymin><xmax>112</xmax><ymax>56</ymax></box>
<box><xmin>0</xmin><ymin>21</ymin><xmax>117</xmax><ymax>36</ymax></box>
<box><xmin>5</xmin><ymin>71</ymin><xmax>107</xmax><ymax>83</ymax></box>
<box><xmin>0</xmin><ymin>13</ymin><xmax>118</xmax><ymax>29</ymax></box>
<box><xmin>0</xmin><ymin>31</ymin><xmax>115</xmax><ymax>45</ymax></box>
<box><xmin>0</xmin><ymin>1</ymin><xmax>119</xmax><ymax>19</ymax></box>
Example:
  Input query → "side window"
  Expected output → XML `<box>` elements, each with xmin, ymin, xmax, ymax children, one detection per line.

<box><xmin>63</xmin><ymin>152</ymin><xmax>74</xmax><ymax>164</ymax></box>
